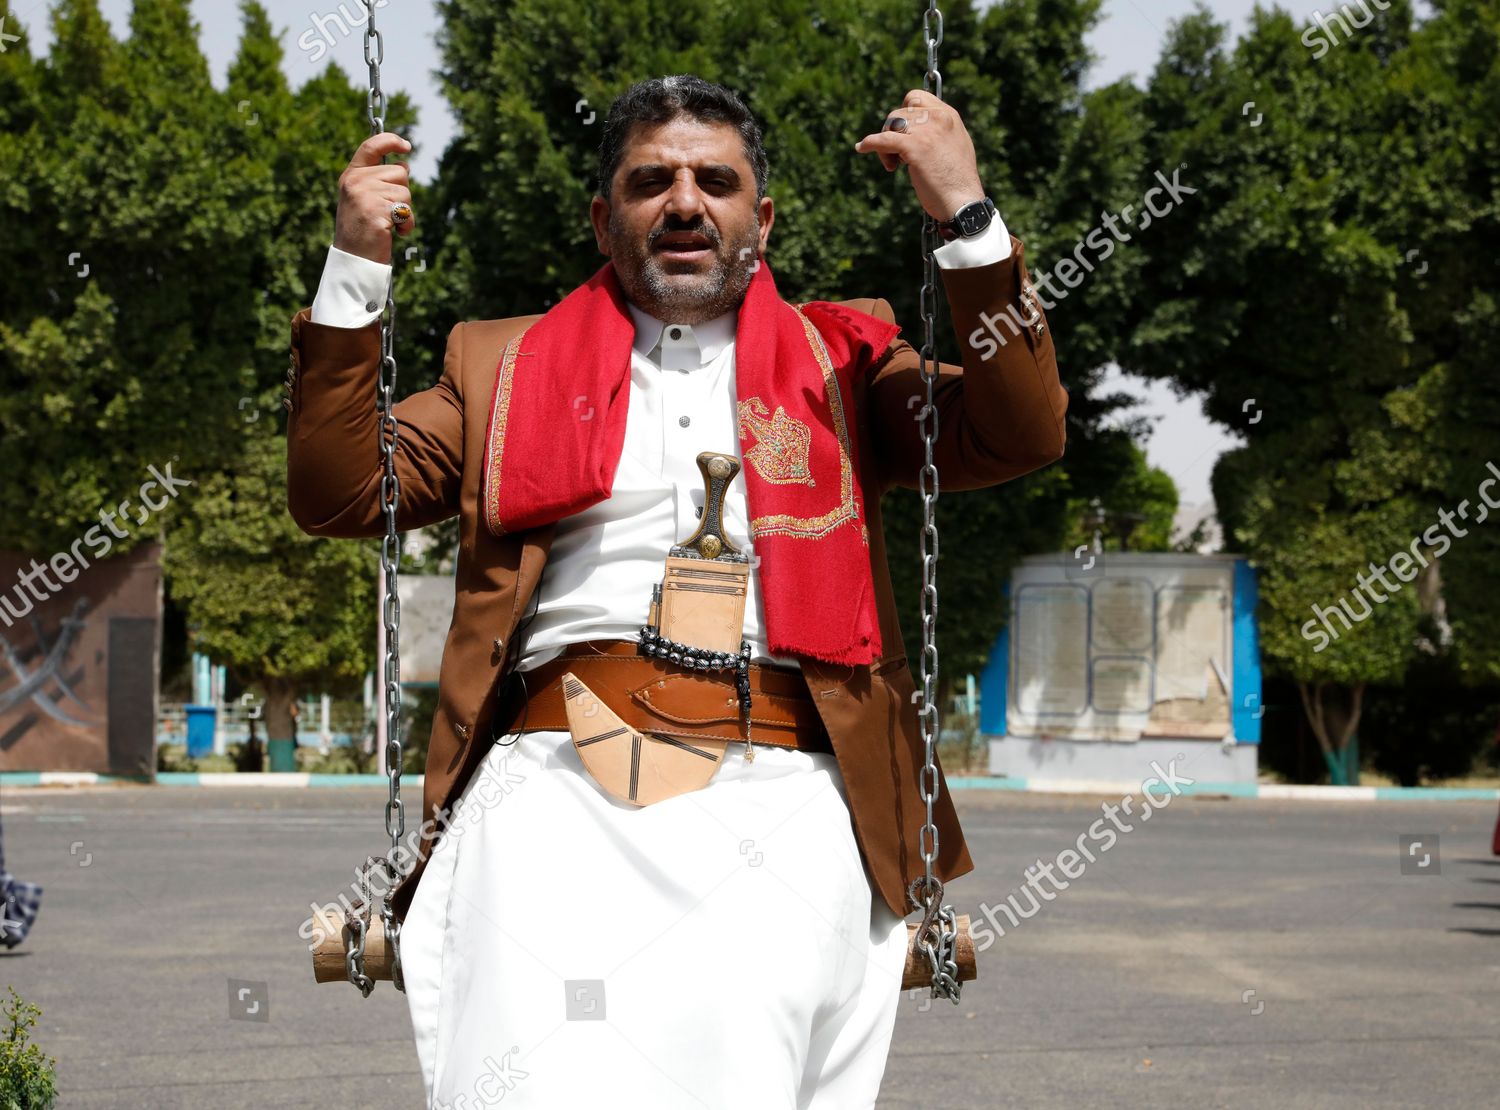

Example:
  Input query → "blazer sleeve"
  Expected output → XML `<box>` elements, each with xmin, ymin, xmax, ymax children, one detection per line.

<box><xmin>285</xmin><ymin>307</ymin><xmax>464</xmax><ymax>538</ymax></box>
<box><xmin>865</xmin><ymin>234</ymin><xmax>1067</xmax><ymax>492</ymax></box>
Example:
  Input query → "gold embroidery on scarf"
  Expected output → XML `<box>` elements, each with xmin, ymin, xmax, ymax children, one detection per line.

<box><xmin>483</xmin><ymin>331</ymin><xmax>526</xmax><ymax>535</ymax></box>
<box><xmin>737</xmin><ymin>398</ymin><xmax>814</xmax><ymax>486</ymax></box>
<box><xmin>743</xmin><ymin>307</ymin><xmax>864</xmax><ymax>545</ymax></box>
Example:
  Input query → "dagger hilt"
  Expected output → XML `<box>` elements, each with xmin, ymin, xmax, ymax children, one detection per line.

<box><xmin>671</xmin><ymin>452</ymin><xmax>747</xmax><ymax>561</ymax></box>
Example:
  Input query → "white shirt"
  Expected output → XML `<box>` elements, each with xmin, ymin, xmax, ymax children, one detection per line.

<box><xmin>309</xmin><ymin>218</ymin><xmax>1012</xmax><ymax>672</ymax></box>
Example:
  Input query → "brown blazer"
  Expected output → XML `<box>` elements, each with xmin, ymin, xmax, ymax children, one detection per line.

<box><xmin>285</xmin><ymin>235</ymin><xmax>1066</xmax><ymax>921</ymax></box>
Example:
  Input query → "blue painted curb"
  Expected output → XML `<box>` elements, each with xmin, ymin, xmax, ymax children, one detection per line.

<box><xmin>1178</xmin><ymin>781</ymin><xmax>1260</xmax><ymax>798</ymax></box>
<box><xmin>946</xmin><ymin>776</ymin><xmax>1027</xmax><ymax>791</ymax></box>
<box><xmin>947</xmin><ymin>776</ymin><xmax>1257</xmax><ymax>797</ymax></box>
<box><xmin>945</xmin><ymin>776</ymin><xmax>1496</xmax><ymax>801</ymax></box>
<box><xmin>308</xmin><ymin>774</ymin><xmax>399</xmax><ymax>787</ymax></box>
<box><xmin>1373</xmin><ymin>786</ymin><xmax>1500</xmax><ymax>801</ymax></box>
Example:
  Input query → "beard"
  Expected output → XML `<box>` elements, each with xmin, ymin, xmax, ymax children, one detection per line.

<box><xmin>608</xmin><ymin>210</ymin><xmax>761</xmax><ymax>324</ymax></box>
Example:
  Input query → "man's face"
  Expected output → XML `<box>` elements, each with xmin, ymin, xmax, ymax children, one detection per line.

<box><xmin>590</xmin><ymin>115</ymin><xmax>774</xmax><ymax>325</ymax></box>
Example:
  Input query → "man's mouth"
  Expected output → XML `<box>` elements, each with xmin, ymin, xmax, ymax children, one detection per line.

<box><xmin>652</xmin><ymin>230</ymin><xmax>714</xmax><ymax>263</ymax></box>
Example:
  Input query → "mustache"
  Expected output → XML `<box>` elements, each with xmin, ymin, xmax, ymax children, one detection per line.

<box><xmin>646</xmin><ymin>219</ymin><xmax>722</xmax><ymax>250</ymax></box>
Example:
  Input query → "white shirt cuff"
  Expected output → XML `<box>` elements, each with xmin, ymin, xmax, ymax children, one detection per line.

<box><xmin>309</xmin><ymin>244</ymin><xmax>393</xmax><ymax>328</ymax></box>
<box><xmin>932</xmin><ymin>211</ymin><xmax>1013</xmax><ymax>269</ymax></box>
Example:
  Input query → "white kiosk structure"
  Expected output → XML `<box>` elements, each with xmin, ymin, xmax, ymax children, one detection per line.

<box><xmin>981</xmin><ymin>552</ymin><xmax>1263</xmax><ymax>786</ymax></box>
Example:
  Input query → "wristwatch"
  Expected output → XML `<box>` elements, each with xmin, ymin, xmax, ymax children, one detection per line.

<box><xmin>937</xmin><ymin>197</ymin><xmax>996</xmax><ymax>242</ymax></box>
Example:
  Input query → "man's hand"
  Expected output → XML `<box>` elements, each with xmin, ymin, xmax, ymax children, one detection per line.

<box><xmin>855</xmin><ymin>89</ymin><xmax>985</xmax><ymax>222</ymax></box>
<box><xmin>333</xmin><ymin>132</ymin><xmax>415</xmax><ymax>265</ymax></box>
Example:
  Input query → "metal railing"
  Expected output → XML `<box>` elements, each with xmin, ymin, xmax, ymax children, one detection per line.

<box><xmin>156</xmin><ymin>699</ymin><xmax>373</xmax><ymax>749</ymax></box>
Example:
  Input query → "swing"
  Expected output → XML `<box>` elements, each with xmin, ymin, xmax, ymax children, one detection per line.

<box><xmin>309</xmin><ymin>0</ymin><xmax>976</xmax><ymax>1003</ymax></box>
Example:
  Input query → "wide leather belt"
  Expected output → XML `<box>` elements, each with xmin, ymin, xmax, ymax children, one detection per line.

<box><xmin>493</xmin><ymin>639</ymin><xmax>833</xmax><ymax>754</ymax></box>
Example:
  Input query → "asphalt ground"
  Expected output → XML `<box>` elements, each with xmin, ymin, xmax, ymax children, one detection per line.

<box><xmin>1</xmin><ymin>786</ymin><xmax>1496</xmax><ymax>1108</ymax></box>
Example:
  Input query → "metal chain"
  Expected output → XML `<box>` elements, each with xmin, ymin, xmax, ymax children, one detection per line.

<box><xmin>910</xmin><ymin>0</ymin><xmax>961</xmax><ymax>1004</ymax></box>
<box><xmin>343</xmin><ymin>859</ymin><xmax>377</xmax><ymax>998</ymax></box>
<box><xmin>342</xmin><ymin>0</ymin><xmax>405</xmax><ymax>996</ymax></box>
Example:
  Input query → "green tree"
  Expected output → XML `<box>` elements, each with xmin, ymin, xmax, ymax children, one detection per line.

<box><xmin>1</xmin><ymin>1</ymin><xmax>417</xmax><ymax>755</ymax></box>
<box><xmin>156</xmin><ymin>0</ymin><xmax>421</xmax><ymax>752</ymax></box>
<box><xmin>1396</xmin><ymin>0</ymin><xmax>1500</xmax><ymax>685</ymax></box>
<box><xmin>0</xmin><ymin>0</ymin><xmax>256</xmax><ymax>552</ymax></box>
<box><xmin>163</xmin><ymin>430</ymin><xmax>375</xmax><ymax>749</ymax></box>
<box><xmin>882</xmin><ymin>0</ymin><xmax>1157</xmax><ymax>677</ymax></box>
<box><xmin>1129</xmin><ymin>1</ymin><xmax>1500</xmax><ymax>781</ymax></box>
<box><xmin>1059</xmin><ymin>443</ymin><xmax>1180</xmax><ymax>555</ymax></box>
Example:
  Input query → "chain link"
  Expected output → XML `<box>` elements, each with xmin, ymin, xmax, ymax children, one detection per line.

<box><xmin>911</xmin><ymin>0</ymin><xmax>960</xmax><ymax>1004</ymax></box>
<box><xmin>343</xmin><ymin>858</ymin><xmax>377</xmax><ymax>997</ymax></box>
<box><xmin>350</xmin><ymin>0</ymin><xmax>404</xmax><ymax>995</ymax></box>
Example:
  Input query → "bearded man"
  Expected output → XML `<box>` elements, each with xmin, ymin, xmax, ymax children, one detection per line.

<box><xmin>287</xmin><ymin>74</ymin><xmax>1065</xmax><ymax>1110</ymax></box>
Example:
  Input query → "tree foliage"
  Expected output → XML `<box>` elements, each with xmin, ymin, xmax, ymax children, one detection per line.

<box><xmin>0</xmin><ymin>1</ymin><xmax>414</xmax><ymax>741</ymax></box>
<box><xmin>1131</xmin><ymin>0</ymin><xmax>1500</xmax><ymax>778</ymax></box>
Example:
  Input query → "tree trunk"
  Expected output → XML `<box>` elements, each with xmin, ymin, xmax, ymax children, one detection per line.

<box><xmin>1297</xmin><ymin>681</ymin><xmax>1365</xmax><ymax>785</ymax></box>
<box><xmin>262</xmin><ymin>679</ymin><xmax>298</xmax><ymax>743</ymax></box>
<box><xmin>260</xmin><ymin>679</ymin><xmax>301</xmax><ymax>773</ymax></box>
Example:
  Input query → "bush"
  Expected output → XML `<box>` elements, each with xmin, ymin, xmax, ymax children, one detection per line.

<box><xmin>154</xmin><ymin>744</ymin><xmax>237</xmax><ymax>774</ymax></box>
<box><xmin>297</xmin><ymin>743</ymin><xmax>376</xmax><ymax>775</ymax></box>
<box><xmin>937</xmin><ymin>709</ymin><xmax>987</xmax><ymax>775</ymax></box>
<box><xmin>1361</xmin><ymin>654</ymin><xmax>1500</xmax><ymax>786</ymax></box>
<box><xmin>230</xmin><ymin>738</ymin><xmax>264</xmax><ymax>773</ymax></box>
<box><xmin>0</xmin><ymin>988</ymin><xmax>57</xmax><ymax>1110</ymax></box>
<box><xmin>155</xmin><ymin>743</ymin><xmax>189</xmax><ymax>773</ymax></box>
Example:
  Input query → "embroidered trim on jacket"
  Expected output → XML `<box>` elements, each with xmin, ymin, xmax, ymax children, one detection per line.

<box><xmin>482</xmin><ymin>330</ymin><xmax>526</xmax><ymax>535</ymax></box>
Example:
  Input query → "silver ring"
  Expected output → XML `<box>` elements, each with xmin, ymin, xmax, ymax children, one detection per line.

<box><xmin>391</xmin><ymin>202</ymin><xmax>413</xmax><ymax>226</ymax></box>
<box><xmin>883</xmin><ymin>116</ymin><xmax>909</xmax><ymax>134</ymax></box>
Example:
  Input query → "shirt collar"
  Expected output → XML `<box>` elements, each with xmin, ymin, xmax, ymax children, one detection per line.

<box><xmin>626</xmin><ymin>301</ymin><xmax>738</xmax><ymax>368</ymax></box>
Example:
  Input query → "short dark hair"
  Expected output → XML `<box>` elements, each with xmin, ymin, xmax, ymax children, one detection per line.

<box><xmin>595</xmin><ymin>75</ymin><xmax>769</xmax><ymax>202</ymax></box>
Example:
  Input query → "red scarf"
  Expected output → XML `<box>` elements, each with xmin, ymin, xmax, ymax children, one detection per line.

<box><xmin>480</xmin><ymin>257</ymin><xmax>899</xmax><ymax>666</ymax></box>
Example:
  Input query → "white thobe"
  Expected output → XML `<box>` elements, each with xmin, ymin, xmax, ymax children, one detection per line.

<box><xmin>310</xmin><ymin>220</ymin><xmax>1009</xmax><ymax>1108</ymax></box>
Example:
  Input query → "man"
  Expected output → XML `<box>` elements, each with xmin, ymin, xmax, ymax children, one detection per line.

<box><xmin>287</xmin><ymin>75</ymin><xmax>1064</xmax><ymax>1109</ymax></box>
<box><xmin>0</xmin><ymin>798</ymin><xmax>42</xmax><ymax>949</ymax></box>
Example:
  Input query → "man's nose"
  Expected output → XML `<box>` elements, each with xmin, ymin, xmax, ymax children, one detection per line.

<box><xmin>663</xmin><ymin>171</ymin><xmax>707</xmax><ymax>221</ymax></box>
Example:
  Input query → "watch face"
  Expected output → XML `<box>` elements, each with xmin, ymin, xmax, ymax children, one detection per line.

<box><xmin>939</xmin><ymin>198</ymin><xmax>992</xmax><ymax>240</ymax></box>
<box><xmin>958</xmin><ymin>201</ymin><xmax>992</xmax><ymax>236</ymax></box>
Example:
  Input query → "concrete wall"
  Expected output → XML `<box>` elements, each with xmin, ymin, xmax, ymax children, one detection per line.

<box><xmin>0</xmin><ymin>543</ymin><xmax>162</xmax><ymax>774</ymax></box>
